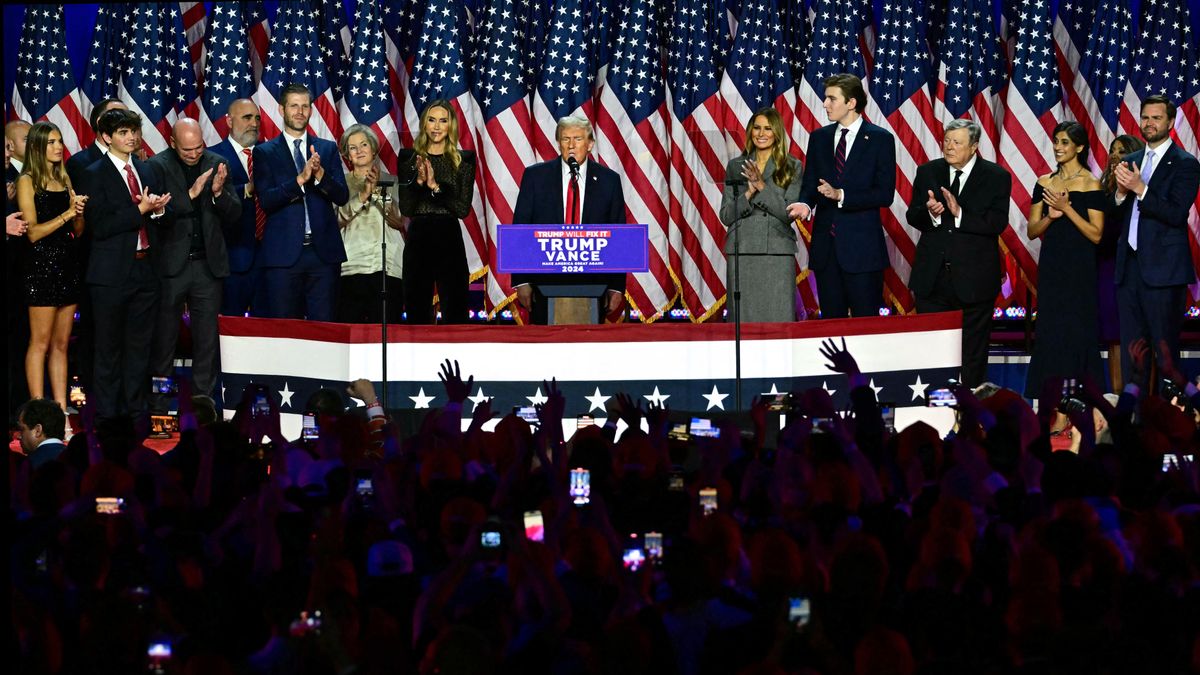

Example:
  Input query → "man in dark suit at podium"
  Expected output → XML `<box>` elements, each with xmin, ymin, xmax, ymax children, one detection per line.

<box><xmin>511</xmin><ymin>115</ymin><xmax>627</xmax><ymax>325</ymax></box>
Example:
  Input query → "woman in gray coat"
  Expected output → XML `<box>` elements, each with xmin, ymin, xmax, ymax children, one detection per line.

<box><xmin>720</xmin><ymin>107</ymin><xmax>804</xmax><ymax>322</ymax></box>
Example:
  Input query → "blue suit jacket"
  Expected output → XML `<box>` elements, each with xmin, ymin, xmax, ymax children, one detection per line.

<box><xmin>796</xmin><ymin>120</ymin><xmax>895</xmax><ymax>273</ymax></box>
<box><xmin>1112</xmin><ymin>142</ymin><xmax>1200</xmax><ymax>287</ymax></box>
<box><xmin>510</xmin><ymin>158</ymin><xmax>627</xmax><ymax>292</ymax></box>
<box><xmin>253</xmin><ymin>133</ymin><xmax>349</xmax><ymax>267</ymax></box>
<box><xmin>209</xmin><ymin>138</ymin><xmax>260</xmax><ymax>273</ymax></box>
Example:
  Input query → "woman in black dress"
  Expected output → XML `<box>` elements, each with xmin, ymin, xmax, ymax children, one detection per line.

<box><xmin>16</xmin><ymin>121</ymin><xmax>87</xmax><ymax>410</ymax></box>
<box><xmin>396</xmin><ymin>99</ymin><xmax>475</xmax><ymax>324</ymax></box>
<box><xmin>1023</xmin><ymin>121</ymin><xmax>1105</xmax><ymax>399</ymax></box>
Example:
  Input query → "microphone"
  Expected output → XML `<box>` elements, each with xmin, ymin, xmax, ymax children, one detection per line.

<box><xmin>723</xmin><ymin>155</ymin><xmax>751</xmax><ymax>186</ymax></box>
<box><xmin>567</xmin><ymin>155</ymin><xmax>580</xmax><ymax>176</ymax></box>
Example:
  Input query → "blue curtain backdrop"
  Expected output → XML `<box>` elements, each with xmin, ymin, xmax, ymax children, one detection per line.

<box><xmin>6</xmin><ymin>1</ymin><xmax>1200</xmax><ymax>103</ymax></box>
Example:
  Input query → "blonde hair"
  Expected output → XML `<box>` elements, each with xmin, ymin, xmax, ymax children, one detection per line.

<box><xmin>413</xmin><ymin>99</ymin><xmax>461</xmax><ymax>170</ymax></box>
<box><xmin>742</xmin><ymin>108</ymin><xmax>795</xmax><ymax>188</ymax></box>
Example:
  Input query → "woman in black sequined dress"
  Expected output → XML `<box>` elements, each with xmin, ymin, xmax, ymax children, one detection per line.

<box><xmin>15</xmin><ymin>122</ymin><xmax>87</xmax><ymax>410</ymax></box>
<box><xmin>396</xmin><ymin>99</ymin><xmax>475</xmax><ymax>324</ymax></box>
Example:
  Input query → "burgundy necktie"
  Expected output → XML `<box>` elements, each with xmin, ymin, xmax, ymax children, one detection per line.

<box><xmin>566</xmin><ymin>170</ymin><xmax>580</xmax><ymax>224</ymax></box>
<box><xmin>124</xmin><ymin>164</ymin><xmax>149</xmax><ymax>250</ymax></box>
<box><xmin>834</xmin><ymin>127</ymin><xmax>849</xmax><ymax>181</ymax></box>
<box><xmin>245</xmin><ymin>148</ymin><xmax>266</xmax><ymax>240</ymax></box>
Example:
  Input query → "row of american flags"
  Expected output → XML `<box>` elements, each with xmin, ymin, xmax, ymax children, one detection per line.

<box><xmin>7</xmin><ymin>0</ymin><xmax>1200</xmax><ymax>323</ymax></box>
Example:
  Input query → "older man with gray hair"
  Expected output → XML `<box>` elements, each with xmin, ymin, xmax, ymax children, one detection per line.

<box><xmin>906</xmin><ymin>118</ymin><xmax>1011</xmax><ymax>388</ymax></box>
<box><xmin>147</xmin><ymin>118</ymin><xmax>241</xmax><ymax>409</ymax></box>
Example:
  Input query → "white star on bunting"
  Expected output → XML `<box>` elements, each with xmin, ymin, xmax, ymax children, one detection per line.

<box><xmin>644</xmin><ymin>386</ymin><xmax>670</xmax><ymax>406</ymax></box>
<box><xmin>409</xmin><ymin>388</ymin><xmax>435</xmax><ymax>409</ymax></box>
<box><xmin>278</xmin><ymin>383</ymin><xmax>295</xmax><ymax>408</ymax></box>
<box><xmin>703</xmin><ymin>385</ymin><xmax>728</xmax><ymax>411</ymax></box>
<box><xmin>908</xmin><ymin>376</ymin><xmax>929</xmax><ymax>401</ymax></box>
<box><xmin>585</xmin><ymin>387</ymin><xmax>611</xmax><ymax>412</ymax></box>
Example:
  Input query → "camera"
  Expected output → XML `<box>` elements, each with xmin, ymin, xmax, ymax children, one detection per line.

<box><xmin>151</xmin><ymin>376</ymin><xmax>178</xmax><ymax>395</ymax></box>
<box><xmin>927</xmin><ymin>388</ymin><xmax>957</xmax><ymax>407</ymax></box>
<box><xmin>644</xmin><ymin>531</ymin><xmax>663</xmax><ymax>562</ymax></box>
<box><xmin>576</xmin><ymin>415</ymin><xmax>595</xmax><ymax>429</ymax></box>
<box><xmin>252</xmin><ymin>393</ymin><xmax>271</xmax><ymax>417</ymax></box>
<box><xmin>96</xmin><ymin>497</ymin><xmax>124</xmax><ymax>515</ymax></box>
<box><xmin>302</xmin><ymin>412</ymin><xmax>320</xmax><ymax>440</ymax></box>
<box><xmin>622</xmin><ymin>544</ymin><xmax>646</xmax><ymax>572</ymax></box>
<box><xmin>514</xmin><ymin>406</ymin><xmax>539</xmax><ymax>425</ymax></box>
<box><xmin>569</xmin><ymin>468</ymin><xmax>591</xmax><ymax>505</ymax></box>
<box><xmin>481</xmin><ymin>528</ymin><xmax>502</xmax><ymax>548</ymax></box>
<box><xmin>1162</xmin><ymin>453</ymin><xmax>1194</xmax><ymax>472</ymax></box>
<box><xmin>147</xmin><ymin>641</ymin><xmax>172</xmax><ymax>673</ymax></box>
<box><xmin>879</xmin><ymin>402</ymin><xmax>896</xmax><ymax>432</ymax></box>
<box><xmin>699</xmin><ymin>487</ymin><xmax>718</xmax><ymax>515</ymax></box>
<box><xmin>1160</xmin><ymin>377</ymin><xmax>1186</xmax><ymax>405</ymax></box>
<box><xmin>788</xmin><ymin>596</ymin><xmax>811</xmax><ymax>629</ymax></box>
<box><xmin>689</xmin><ymin>417</ymin><xmax>720</xmax><ymax>439</ymax></box>
<box><xmin>766</xmin><ymin>393</ymin><xmax>792</xmax><ymax>412</ymax></box>
<box><xmin>667</xmin><ymin>422</ymin><xmax>689</xmax><ymax>442</ymax></box>
<box><xmin>523</xmin><ymin>510</ymin><xmax>545</xmax><ymax>542</ymax></box>
<box><xmin>1057</xmin><ymin>378</ymin><xmax>1086</xmax><ymax>415</ymax></box>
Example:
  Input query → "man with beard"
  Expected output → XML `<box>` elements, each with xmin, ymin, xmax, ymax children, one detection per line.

<box><xmin>211</xmin><ymin>98</ymin><xmax>267</xmax><ymax>316</ymax></box>
<box><xmin>1110</xmin><ymin>94</ymin><xmax>1200</xmax><ymax>386</ymax></box>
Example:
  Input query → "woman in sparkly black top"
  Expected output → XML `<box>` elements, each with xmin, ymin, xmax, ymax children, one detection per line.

<box><xmin>396</xmin><ymin>99</ymin><xmax>476</xmax><ymax>324</ymax></box>
<box><xmin>15</xmin><ymin>121</ymin><xmax>87</xmax><ymax>410</ymax></box>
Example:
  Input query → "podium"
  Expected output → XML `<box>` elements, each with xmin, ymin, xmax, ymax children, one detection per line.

<box><xmin>542</xmin><ymin>283</ymin><xmax>610</xmax><ymax>325</ymax></box>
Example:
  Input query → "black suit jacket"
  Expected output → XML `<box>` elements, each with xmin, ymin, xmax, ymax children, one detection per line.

<box><xmin>79</xmin><ymin>156</ymin><xmax>173</xmax><ymax>286</ymax></box>
<box><xmin>510</xmin><ymin>158</ymin><xmax>627</xmax><ymax>293</ymax></box>
<box><xmin>209</xmin><ymin>138</ymin><xmax>259</xmax><ymax>273</ymax></box>
<box><xmin>906</xmin><ymin>157</ymin><xmax>1011</xmax><ymax>304</ymax></box>
<box><xmin>146</xmin><ymin>149</ymin><xmax>240</xmax><ymax>278</ymax></box>
<box><xmin>66</xmin><ymin>143</ymin><xmax>105</xmax><ymax>189</ymax></box>
<box><xmin>1110</xmin><ymin>142</ymin><xmax>1200</xmax><ymax>287</ymax></box>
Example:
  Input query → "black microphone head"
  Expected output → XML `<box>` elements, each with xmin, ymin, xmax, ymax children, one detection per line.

<box><xmin>567</xmin><ymin>156</ymin><xmax>580</xmax><ymax>173</ymax></box>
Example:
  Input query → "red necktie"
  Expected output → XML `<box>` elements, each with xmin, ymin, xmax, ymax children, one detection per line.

<box><xmin>834</xmin><ymin>127</ymin><xmax>848</xmax><ymax>181</ymax></box>
<box><xmin>245</xmin><ymin>148</ymin><xmax>266</xmax><ymax>240</ymax></box>
<box><xmin>566</xmin><ymin>171</ymin><xmax>580</xmax><ymax>224</ymax></box>
<box><xmin>124</xmin><ymin>164</ymin><xmax>149</xmax><ymax>250</ymax></box>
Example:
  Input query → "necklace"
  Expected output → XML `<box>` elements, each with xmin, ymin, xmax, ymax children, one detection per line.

<box><xmin>1053</xmin><ymin>166</ymin><xmax>1087</xmax><ymax>186</ymax></box>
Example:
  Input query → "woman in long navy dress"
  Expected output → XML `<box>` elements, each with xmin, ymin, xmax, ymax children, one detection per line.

<box><xmin>16</xmin><ymin>121</ymin><xmax>87</xmax><ymax>410</ymax></box>
<box><xmin>1023</xmin><ymin>121</ymin><xmax>1105</xmax><ymax>399</ymax></box>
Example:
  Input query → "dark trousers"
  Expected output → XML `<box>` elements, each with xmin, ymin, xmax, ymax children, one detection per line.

<box><xmin>263</xmin><ymin>245</ymin><xmax>339</xmax><ymax>322</ymax></box>
<box><xmin>7</xmin><ymin>260</ymin><xmax>29</xmax><ymax>421</ymax></box>
<box><xmin>221</xmin><ymin>262</ymin><xmax>265</xmax><ymax>317</ymax></box>
<box><xmin>916</xmin><ymin>263</ymin><xmax>994</xmax><ymax>388</ymax></box>
<box><xmin>1117</xmin><ymin>249</ymin><xmax>1186</xmax><ymax>388</ymax></box>
<box><xmin>151</xmin><ymin>259</ymin><xmax>223</xmax><ymax>408</ymax></box>
<box><xmin>404</xmin><ymin>215</ymin><xmax>469</xmax><ymax>324</ymax></box>
<box><xmin>89</xmin><ymin>257</ymin><xmax>159</xmax><ymax>420</ymax></box>
<box><xmin>814</xmin><ymin>246</ymin><xmax>883</xmax><ymax>318</ymax></box>
<box><xmin>337</xmin><ymin>272</ymin><xmax>404</xmax><ymax>324</ymax></box>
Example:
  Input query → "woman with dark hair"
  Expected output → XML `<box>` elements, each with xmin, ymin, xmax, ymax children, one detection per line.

<box><xmin>1023</xmin><ymin>121</ymin><xmax>1106</xmax><ymax>398</ymax></box>
<box><xmin>1096</xmin><ymin>134</ymin><xmax>1145</xmax><ymax>390</ymax></box>
<box><xmin>16</xmin><ymin>121</ymin><xmax>87</xmax><ymax>410</ymax></box>
<box><xmin>719</xmin><ymin>107</ymin><xmax>803</xmax><ymax>322</ymax></box>
<box><xmin>396</xmin><ymin>99</ymin><xmax>476</xmax><ymax>324</ymax></box>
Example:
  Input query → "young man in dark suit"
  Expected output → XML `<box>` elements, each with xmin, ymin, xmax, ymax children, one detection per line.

<box><xmin>210</xmin><ymin>98</ymin><xmax>265</xmax><ymax>317</ymax></box>
<box><xmin>65</xmin><ymin>97</ymin><xmax>127</xmax><ymax>187</ymax></box>
<box><xmin>147</xmin><ymin>118</ymin><xmax>240</xmax><ymax>408</ymax></box>
<box><xmin>511</xmin><ymin>115</ymin><xmax>627</xmax><ymax>325</ymax></box>
<box><xmin>253</xmin><ymin>83</ymin><xmax>348</xmax><ymax>321</ymax></box>
<box><xmin>16</xmin><ymin>398</ymin><xmax>68</xmax><ymax>470</ymax></box>
<box><xmin>79</xmin><ymin>108</ymin><xmax>173</xmax><ymax>421</ymax></box>
<box><xmin>1110</xmin><ymin>94</ymin><xmax>1200</xmax><ymax>387</ymax></box>
<box><xmin>906</xmin><ymin>119</ymin><xmax>1011</xmax><ymax>388</ymax></box>
<box><xmin>788</xmin><ymin>73</ymin><xmax>896</xmax><ymax>318</ymax></box>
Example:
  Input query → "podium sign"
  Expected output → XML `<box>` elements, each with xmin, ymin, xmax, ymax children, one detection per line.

<box><xmin>496</xmin><ymin>224</ymin><xmax>650</xmax><ymax>274</ymax></box>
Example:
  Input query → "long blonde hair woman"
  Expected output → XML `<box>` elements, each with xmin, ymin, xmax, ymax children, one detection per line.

<box><xmin>16</xmin><ymin>121</ymin><xmax>88</xmax><ymax>410</ymax></box>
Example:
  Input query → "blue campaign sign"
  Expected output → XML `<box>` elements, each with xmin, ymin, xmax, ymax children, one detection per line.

<box><xmin>496</xmin><ymin>224</ymin><xmax>650</xmax><ymax>274</ymax></box>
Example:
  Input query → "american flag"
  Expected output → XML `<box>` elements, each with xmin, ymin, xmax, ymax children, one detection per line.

<box><xmin>243</xmin><ymin>1</ymin><xmax>271</xmax><ymax>87</ymax></box>
<box><xmin>200</xmin><ymin>2</ymin><xmax>255</xmax><ymax>142</ymax></box>
<box><xmin>781</xmin><ymin>0</ymin><xmax>811</xmax><ymax>88</ymax></box>
<box><xmin>339</xmin><ymin>0</ymin><xmax>399</xmax><ymax>174</ymax></box>
<box><xmin>471</xmin><ymin>0</ymin><xmax>535</xmax><ymax>317</ymax></box>
<box><xmin>529</xmin><ymin>0</ymin><xmax>596</xmax><ymax>162</ymax></box>
<box><xmin>593</xmin><ymin>0</ymin><xmax>677</xmax><ymax>323</ymax></box>
<box><xmin>10</xmin><ymin>5</ymin><xmax>86</xmax><ymax>154</ymax></box>
<box><xmin>118</xmin><ymin>3</ymin><xmax>198</xmax><ymax>156</ymax></box>
<box><xmin>718</xmin><ymin>0</ymin><xmax>800</xmax><ymax>159</ymax></box>
<box><xmin>315</xmin><ymin>0</ymin><xmax>353</xmax><ymax>106</ymax></box>
<box><xmin>253</xmin><ymin>0</ymin><xmax>343</xmax><ymax>143</ymax></box>
<box><xmin>931</xmin><ymin>0</ymin><xmax>1005</xmax><ymax>161</ymax></box>
<box><xmin>77</xmin><ymin>4</ymin><xmax>130</xmax><ymax>145</ymax></box>
<box><xmin>995</xmin><ymin>0</ymin><xmax>1063</xmax><ymax>306</ymax></box>
<box><xmin>381</xmin><ymin>0</ymin><xmax>426</xmax><ymax>147</ymax></box>
<box><xmin>1071</xmin><ymin>0</ymin><xmax>1133</xmax><ymax>172</ymax></box>
<box><xmin>666</xmin><ymin>0</ymin><xmax>730</xmax><ymax>322</ymax></box>
<box><xmin>1122</xmin><ymin>0</ymin><xmax>1200</xmax><ymax>302</ymax></box>
<box><xmin>179</xmin><ymin>2</ymin><xmax>208</xmax><ymax>89</ymax></box>
<box><xmin>1053</xmin><ymin>0</ymin><xmax>1105</xmax><ymax>172</ymax></box>
<box><xmin>862</xmin><ymin>0</ymin><xmax>938</xmax><ymax>315</ymax></box>
<box><xmin>408</xmin><ymin>0</ymin><xmax>491</xmax><ymax>291</ymax></box>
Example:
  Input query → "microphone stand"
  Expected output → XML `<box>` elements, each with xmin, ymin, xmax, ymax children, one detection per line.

<box><xmin>374</xmin><ymin>173</ymin><xmax>404</xmax><ymax>411</ymax></box>
<box><xmin>726</xmin><ymin>168</ymin><xmax>748</xmax><ymax>415</ymax></box>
